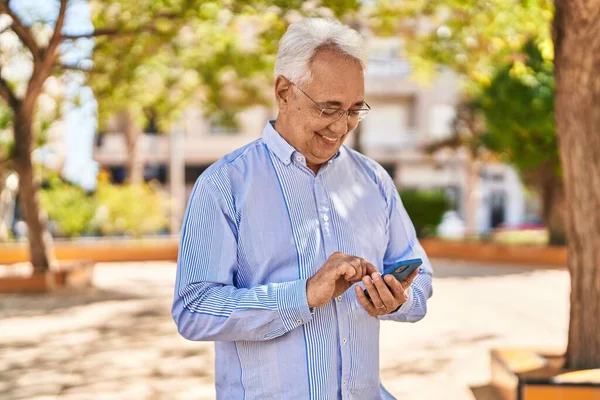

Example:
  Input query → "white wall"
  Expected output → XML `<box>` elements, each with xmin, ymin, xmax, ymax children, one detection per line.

<box><xmin>361</xmin><ymin>100</ymin><xmax>417</xmax><ymax>148</ymax></box>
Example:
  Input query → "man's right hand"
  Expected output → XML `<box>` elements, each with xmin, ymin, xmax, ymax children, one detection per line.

<box><xmin>306</xmin><ymin>252</ymin><xmax>378</xmax><ymax>308</ymax></box>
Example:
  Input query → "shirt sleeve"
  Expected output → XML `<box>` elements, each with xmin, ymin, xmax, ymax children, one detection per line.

<box><xmin>172</xmin><ymin>177</ymin><xmax>313</xmax><ymax>342</ymax></box>
<box><xmin>376</xmin><ymin>171</ymin><xmax>434</xmax><ymax>323</ymax></box>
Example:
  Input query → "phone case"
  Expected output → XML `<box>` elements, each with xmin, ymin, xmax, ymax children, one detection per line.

<box><xmin>363</xmin><ymin>258</ymin><xmax>422</xmax><ymax>301</ymax></box>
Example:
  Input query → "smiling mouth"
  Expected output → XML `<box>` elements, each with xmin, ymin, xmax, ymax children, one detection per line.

<box><xmin>317</xmin><ymin>133</ymin><xmax>338</xmax><ymax>143</ymax></box>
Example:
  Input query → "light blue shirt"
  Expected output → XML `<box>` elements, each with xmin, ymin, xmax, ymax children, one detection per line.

<box><xmin>172</xmin><ymin>121</ymin><xmax>434</xmax><ymax>399</ymax></box>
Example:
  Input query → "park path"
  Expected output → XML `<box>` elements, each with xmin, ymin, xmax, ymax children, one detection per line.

<box><xmin>0</xmin><ymin>260</ymin><xmax>569</xmax><ymax>399</ymax></box>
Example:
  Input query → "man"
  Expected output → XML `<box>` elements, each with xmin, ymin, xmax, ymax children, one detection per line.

<box><xmin>172</xmin><ymin>18</ymin><xmax>433</xmax><ymax>399</ymax></box>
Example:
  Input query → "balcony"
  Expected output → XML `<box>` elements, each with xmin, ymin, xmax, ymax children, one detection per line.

<box><xmin>93</xmin><ymin>132</ymin><xmax>260</xmax><ymax>166</ymax></box>
<box><xmin>366</xmin><ymin>57</ymin><xmax>412</xmax><ymax>79</ymax></box>
<box><xmin>362</xmin><ymin>129</ymin><xmax>421</xmax><ymax>151</ymax></box>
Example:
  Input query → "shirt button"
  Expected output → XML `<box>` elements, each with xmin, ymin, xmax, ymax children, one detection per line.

<box><xmin>296</xmin><ymin>156</ymin><xmax>302</xmax><ymax>162</ymax></box>
<box><xmin>337</xmin><ymin>296</ymin><xmax>342</xmax><ymax>301</ymax></box>
<box><xmin>296</xmin><ymin>319</ymin><xmax>303</xmax><ymax>325</ymax></box>
<box><xmin>342</xmin><ymin>338</ymin><xmax>347</xmax><ymax>344</ymax></box>
<box><xmin>322</xmin><ymin>215</ymin><xmax>329</xmax><ymax>221</ymax></box>
<box><xmin>315</xmin><ymin>177</ymin><xmax>320</xmax><ymax>182</ymax></box>
<box><xmin>342</xmin><ymin>380</ymin><xmax>347</xmax><ymax>385</ymax></box>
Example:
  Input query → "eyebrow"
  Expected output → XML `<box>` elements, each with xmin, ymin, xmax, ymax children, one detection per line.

<box><xmin>321</xmin><ymin>100</ymin><xmax>366</xmax><ymax>108</ymax></box>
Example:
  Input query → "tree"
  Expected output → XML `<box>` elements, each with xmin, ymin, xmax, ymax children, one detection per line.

<box><xmin>381</xmin><ymin>0</ymin><xmax>600</xmax><ymax>370</ymax></box>
<box><xmin>0</xmin><ymin>0</ymin><xmax>70</xmax><ymax>272</ymax></box>
<box><xmin>88</xmin><ymin>0</ymin><xmax>361</xmax><ymax>183</ymax></box>
<box><xmin>477</xmin><ymin>40</ymin><xmax>564</xmax><ymax>244</ymax></box>
<box><xmin>366</xmin><ymin>0</ymin><xmax>555</xmax><ymax>235</ymax></box>
<box><xmin>0</xmin><ymin>0</ymin><xmax>360</xmax><ymax>273</ymax></box>
<box><xmin>367</xmin><ymin>0</ymin><xmax>554</xmax><ymax>91</ymax></box>
<box><xmin>553</xmin><ymin>0</ymin><xmax>600</xmax><ymax>370</ymax></box>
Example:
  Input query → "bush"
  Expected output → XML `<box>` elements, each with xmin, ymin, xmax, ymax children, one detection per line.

<box><xmin>40</xmin><ymin>175</ymin><xmax>97</xmax><ymax>238</ymax></box>
<box><xmin>94</xmin><ymin>179</ymin><xmax>169</xmax><ymax>237</ymax></box>
<box><xmin>40</xmin><ymin>174</ymin><xmax>169</xmax><ymax>238</ymax></box>
<box><xmin>399</xmin><ymin>189</ymin><xmax>450</xmax><ymax>237</ymax></box>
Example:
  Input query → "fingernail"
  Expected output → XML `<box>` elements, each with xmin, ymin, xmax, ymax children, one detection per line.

<box><xmin>372</xmin><ymin>272</ymin><xmax>381</xmax><ymax>281</ymax></box>
<box><xmin>363</xmin><ymin>276</ymin><xmax>371</xmax><ymax>284</ymax></box>
<box><xmin>384</xmin><ymin>275</ymin><xmax>393</xmax><ymax>283</ymax></box>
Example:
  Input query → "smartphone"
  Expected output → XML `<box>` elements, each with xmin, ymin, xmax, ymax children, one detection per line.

<box><xmin>363</xmin><ymin>258</ymin><xmax>422</xmax><ymax>300</ymax></box>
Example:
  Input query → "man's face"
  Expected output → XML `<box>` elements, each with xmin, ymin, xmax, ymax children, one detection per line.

<box><xmin>275</xmin><ymin>49</ymin><xmax>365</xmax><ymax>171</ymax></box>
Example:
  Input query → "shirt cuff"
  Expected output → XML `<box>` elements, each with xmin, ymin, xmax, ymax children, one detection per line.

<box><xmin>275</xmin><ymin>279</ymin><xmax>313</xmax><ymax>332</ymax></box>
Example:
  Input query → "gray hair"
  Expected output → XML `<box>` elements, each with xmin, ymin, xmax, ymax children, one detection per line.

<box><xmin>274</xmin><ymin>18</ymin><xmax>367</xmax><ymax>85</ymax></box>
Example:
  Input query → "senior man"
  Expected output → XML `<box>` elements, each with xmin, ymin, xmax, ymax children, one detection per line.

<box><xmin>172</xmin><ymin>18</ymin><xmax>434</xmax><ymax>399</ymax></box>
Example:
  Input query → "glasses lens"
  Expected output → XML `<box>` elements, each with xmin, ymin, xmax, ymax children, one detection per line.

<box><xmin>357</xmin><ymin>109</ymin><xmax>369</xmax><ymax>121</ymax></box>
<box><xmin>320</xmin><ymin>109</ymin><xmax>345</xmax><ymax>119</ymax></box>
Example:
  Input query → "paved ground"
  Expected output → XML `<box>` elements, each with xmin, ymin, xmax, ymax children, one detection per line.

<box><xmin>0</xmin><ymin>259</ymin><xmax>569</xmax><ymax>400</ymax></box>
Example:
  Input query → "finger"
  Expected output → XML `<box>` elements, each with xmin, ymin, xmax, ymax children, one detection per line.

<box><xmin>401</xmin><ymin>268</ymin><xmax>420</xmax><ymax>287</ymax></box>
<box><xmin>385</xmin><ymin>274</ymin><xmax>405</xmax><ymax>294</ymax></box>
<box><xmin>354</xmin><ymin>285</ymin><xmax>377</xmax><ymax>316</ymax></box>
<box><xmin>363</xmin><ymin>275</ymin><xmax>385</xmax><ymax>309</ymax></box>
<box><xmin>348</xmin><ymin>258</ymin><xmax>364</xmax><ymax>282</ymax></box>
<box><xmin>338</xmin><ymin>264</ymin><xmax>357</xmax><ymax>281</ymax></box>
<box><xmin>371</xmin><ymin>272</ymin><xmax>396</xmax><ymax>308</ymax></box>
<box><xmin>384</xmin><ymin>274</ymin><xmax>409</xmax><ymax>303</ymax></box>
<box><xmin>365</xmin><ymin>262</ymin><xmax>379</xmax><ymax>276</ymax></box>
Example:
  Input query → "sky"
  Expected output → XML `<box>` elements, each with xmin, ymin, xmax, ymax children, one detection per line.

<box><xmin>10</xmin><ymin>0</ymin><xmax>99</xmax><ymax>191</ymax></box>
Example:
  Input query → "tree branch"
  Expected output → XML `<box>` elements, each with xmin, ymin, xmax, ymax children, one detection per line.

<box><xmin>22</xmin><ymin>0</ymin><xmax>67</xmax><ymax>111</ymax></box>
<box><xmin>0</xmin><ymin>68</ymin><xmax>19</xmax><ymax>110</ymax></box>
<box><xmin>61</xmin><ymin>26</ymin><xmax>159</xmax><ymax>40</ymax></box>
<box><xmin>57</xmin><ymin>63</ymin><xmax>93</xmax><ymax>73</ymax></box>
<box><xmin>60</xmin><ymin>9</ymin><xmax>184</xmax><ymax>40</ymax></box>
<box><xmin>0</xmin><ymin>2</ymin><xmax>41</xmax><ymax>62</ymax></box>
<box><xmin>44</xmin><ymin>0</ymin><xmax>67</xmax><ymax>63</ymax></box>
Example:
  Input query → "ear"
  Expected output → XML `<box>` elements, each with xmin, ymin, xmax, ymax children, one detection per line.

<box><xmin>274</xmin><ymin>76</ymin><xmax>293</xmax><ymax>109</ymax></box>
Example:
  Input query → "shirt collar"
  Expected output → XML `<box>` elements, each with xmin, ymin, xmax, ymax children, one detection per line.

<box><xmin>262</xmin><ymin>120</ymin><xmax>342</xmax><ymax>166</ymax></box>
<box><xmin>262</xmin><ymin>121</ymin><xmax>296</xmax><ymax>165</ymax></box>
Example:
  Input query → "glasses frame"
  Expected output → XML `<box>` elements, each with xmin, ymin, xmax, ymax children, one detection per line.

<box><xmin>288</xmin><ymin>80</ymin><xmax>371</xmax><ymax>123</ymax></box>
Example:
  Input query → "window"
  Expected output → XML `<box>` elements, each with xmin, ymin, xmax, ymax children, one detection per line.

<box><xmin>429</xmin><ymin>105</ymin><xmax>456</xmax><ymax>139</ymax></box>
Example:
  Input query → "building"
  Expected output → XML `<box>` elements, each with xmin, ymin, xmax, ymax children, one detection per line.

<box><xmin>93</xmin><ymin>38</ymin><xmax>530</xmax><ymax>235</ymax></box>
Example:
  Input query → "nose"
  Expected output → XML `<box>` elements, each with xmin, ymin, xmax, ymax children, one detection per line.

<box><xmin>328</xmin><ymin>112</ymin><xmax>350</xmax><ymax>136</ymax></box>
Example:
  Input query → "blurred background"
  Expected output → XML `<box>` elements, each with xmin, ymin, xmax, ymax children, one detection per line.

<box><xmin>2</xmin><ymin>0</ymin><xmax>594</xmax><ymax>399</ymax></box>
<box><xmin>0</xmin><ymin>0</ymin><xmax>559</xmax><ymax>245</ymax></box>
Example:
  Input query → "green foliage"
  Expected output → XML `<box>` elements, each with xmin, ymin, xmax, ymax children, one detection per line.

<box><xmin>40</xmin><ymin>174</ymin><xmax>169</xmax><ymax>238</ymax></box>
<box><xmin>0</xmin><ymin>106</ymin><xmax>13</xmax><ymax>166</ymax></box>
<box><xmin>369</xmin><ymin>0</ymin><xmax>554</xmax><ymax>91</ymax></box>
<box><xmin>40</xmin><ymin>176</ymin><xmax>97</xmax><ymax>238</ymax></box>
<box><xmin>94</xmin><ymin>178</ymin><xmax>169</xmax><ymax>237</ymax></box>
<box><xmin>400</xmin><ymin>189</ymin><xmax>450</xmax><ymax>237</ymax></box>
<box><xmin>478</xmin><ymin>40</ymin><xmax>558</xmax><ymax>174</ymax></box>
<box><xmin>88</xmin><ymin>0</ymin><xmax>359</xmax><ymax>132</ymax></box>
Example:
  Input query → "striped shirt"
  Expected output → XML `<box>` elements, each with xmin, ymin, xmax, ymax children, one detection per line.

<box><xmin>172</xmin><ymin>121</ymin><xmax>434</xmax><ymax>399</ymax></box>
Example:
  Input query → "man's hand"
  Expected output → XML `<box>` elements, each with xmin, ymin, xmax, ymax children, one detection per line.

<box><xmin>354</xmin><ymin>268</ymin><xmax>419</xmax><ymax>316</ymax></box>
<box><xmin>307</xmin><ymin>252</ymin><xmax>378</xmax><ymax>308</ymax></box>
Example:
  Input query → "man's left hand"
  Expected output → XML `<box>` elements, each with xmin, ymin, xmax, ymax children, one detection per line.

<box><xmin>354</xmin><ymin>269</ymin><xmax>418</xmax><ymax>316</ymax></box>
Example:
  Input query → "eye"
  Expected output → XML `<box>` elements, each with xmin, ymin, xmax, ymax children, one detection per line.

<box><xmin>348</xmin><ymin>110</ymin><xmax>360</xmax><ymax>117</ymax></box>
<box><xmin>321</xmin><ymin>109</ymin><xmax>341</xmax><ymax>116</ymax></box>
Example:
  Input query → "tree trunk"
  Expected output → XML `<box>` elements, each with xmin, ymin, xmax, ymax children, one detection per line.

<box><xmin>123</xmin><ymin>112</ymin><xmax>145</xmax><ymax>184</ymax></box>
<box><xmin>525</xmin><ymin>163</ymin><xmax>566</xmax><ymax>246</ymax></box>
<box><xmin>545</xmin><ymin>181</ymin><xmax>566</xmax><ymax>246</ymax></box>
<box><xmin>465</xmin><ymin>157</ymin><xmax>480</xmax><ymax>236</ymax></box>
<box><xmin>12</xmin><ymin>108</ymin><xmax>55</xmax><ymax>273</ymax></box>
<box><xmin>0</xmin><ymin>170</ymin><xmax>8</xmax><ymax>242</ymax></box>
<box><xmin>553</xmin><ymin>0</ymin><xmax>600</xmax><ymax>370</ymax></box>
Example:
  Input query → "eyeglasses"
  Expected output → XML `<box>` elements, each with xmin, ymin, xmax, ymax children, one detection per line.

<box><xmin>289</xmin><ymin>81</ymin><xmax>371</xmax><ymax>123</ymax></box>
